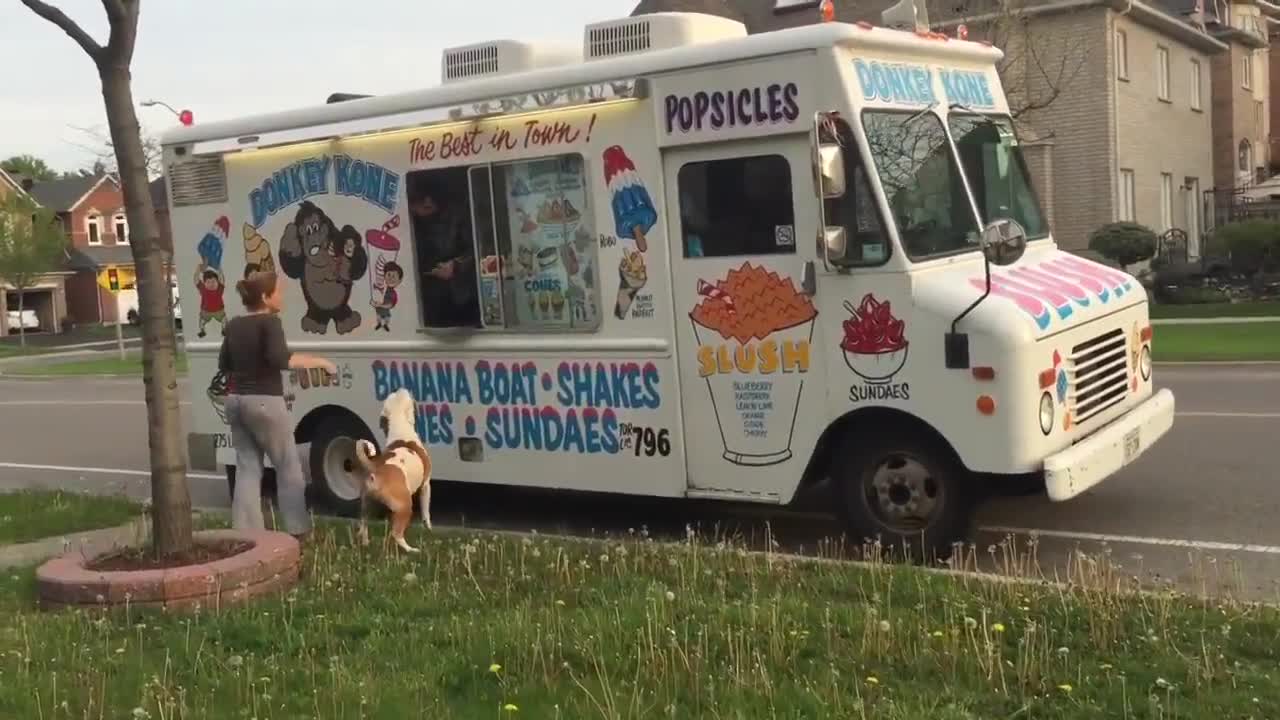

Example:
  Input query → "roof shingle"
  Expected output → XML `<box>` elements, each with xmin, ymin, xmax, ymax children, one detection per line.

<box><xmin>27</xmin><ymin>174</ymin><xmax>114</xmax><ymax>213</ymax></box>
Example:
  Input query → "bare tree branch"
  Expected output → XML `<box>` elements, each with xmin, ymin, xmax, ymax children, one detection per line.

<box><xmin>18</xmin><ymin>0</ymin><xmax>103</xmax><ymax>62</ymax></box>
<box><xmin>103</xmin><ymin>0</ymin><xmax>139</xmax><ymax>65</ymax></box>
<box><xmin>101</xmin><ymin>0</ymin><xmax>127</xmax><ymax>23</ymax></box>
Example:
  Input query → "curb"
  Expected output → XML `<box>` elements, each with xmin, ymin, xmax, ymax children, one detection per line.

<box><xmin>0</xmin><ymin>516</ymin><xmax>149</xmax><ymax>571</ymax></box>
<box><xmin>1155</xmin><ymin>360</ymin><xmax>1280</xmax><ymax>367</ymax></box>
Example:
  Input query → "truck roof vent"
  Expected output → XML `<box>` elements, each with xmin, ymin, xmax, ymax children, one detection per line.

<box><xmin>168</xmin><ymin>155</ymin><xmax>227</xmax><ymax>208</ymax></box>
<box><xmin>441</xmin><ymin>40</ymin><xmax>581</xmax><ymax>84</ymax></box>
<box><xmin>584</xmin><ymin>12</ymin><xmax>747</xmax><ymax>61</ymax></box>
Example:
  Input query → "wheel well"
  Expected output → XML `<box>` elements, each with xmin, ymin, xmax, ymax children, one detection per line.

<box><xmin>293</xmin><ymin>404</ymin><xmax>370</xmax><ymax>446</ymax></box>
<box><xmin>798</xmin><ymin>406</ymin><xmax>964</xmax><ymax>494</ymax></box>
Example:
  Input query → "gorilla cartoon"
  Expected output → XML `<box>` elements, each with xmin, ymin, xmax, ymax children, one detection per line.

<box><xmin>278</xmin><ymin>200</ymin><xmax>368</xmax><ymax>334</ymax></box>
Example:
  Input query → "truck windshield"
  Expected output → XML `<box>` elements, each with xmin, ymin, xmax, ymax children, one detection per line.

<box><xmin>948</xmin><ymin>114</ymin><xmax>1049</xmax><ymax>240</ymax></box>
<box><xmin>861</xmin><ymin>109</ymin><xmax>980</xmax><ymax>260</ymax></box>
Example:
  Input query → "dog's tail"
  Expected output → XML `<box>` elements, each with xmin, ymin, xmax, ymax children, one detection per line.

<box><xmin>354</xmin><ymin>440</ymin><xmax>379</xmax><ymax>476</ymax></box>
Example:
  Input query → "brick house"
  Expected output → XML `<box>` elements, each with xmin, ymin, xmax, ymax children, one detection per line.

<box><xmin>633</xmin><ymin>0</ymin><xmax>1225</xmax><ymax>256</ymax></box>
<box><xmin>0</xmin><ymin>168</ymin><xmax>72</xmax><ymax>335</ymax></box>
<box><xmin>26</xmin><ymin>174</ymin><xmax>136</xmax><ymax>326</ymax></box>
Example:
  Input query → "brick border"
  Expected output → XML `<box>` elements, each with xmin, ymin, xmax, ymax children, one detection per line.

<box><xmin>36</xmin><ymin>529</ymin><xmax>300</xmax><ymax>612</ymax></box>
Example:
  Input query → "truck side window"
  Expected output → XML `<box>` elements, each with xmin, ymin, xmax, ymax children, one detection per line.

<box><xmin>820</xmin><ymin>117</ymin><xmax>890</xmax><ymax>266</ymax></box>
<box><xmin>677</xmin><ymin>155</ymin><xmax>796</xmax><ymax>258</ymax></box>
<box><xmin>406</xmin><ymin>167</ymin><xmax>482</xmax><ymax>329</ymax></box>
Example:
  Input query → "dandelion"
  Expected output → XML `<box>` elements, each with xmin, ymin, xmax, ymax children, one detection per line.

<box><xmin>1155</xmin><ymin>677</ymin><xmax>1172</xmax><ymax>690</ymax></box>
<box><xmin>878</xmin><ymin>620</ymin><xmax>890</xmax><ymax>633</ymax></box>
<box><xmin>131</xmin><ymin>709</ymin><xmax>150</xmax><ymax>719</ymax></box>
<box><xmin>489</xmin><ymin>663</ymin><xmax>502</xmax><ymax>674</ymax></box>
<box><xmin>931</xmin><ymin>630</ymin><xmax>944</xmax><ymax>638</ymax></box>
<box><xmin>992</xmin><ymin>623</ymin><xmax>1006</xmax><ymax>633</ymax></box>
<box><xmin>1056</xmin><ymin>646</ymin><xmax>1070</xmax><ymax>657</ymax></box>
<box><xmin>403</xmin><ymin>572</ymin><xmax>418</xmax><ymax>584</ymax></box>
<box><xmin>964</xmin><ymin>617</ymin><xmax>978</xmax><ymax>630</ymax></box>
<box><xmin>1100</xmin><ymin>663</ymin><xmax>1113</xmax><ymax>671</ymax></box>
<box><xmin>229</xmin><ymin>655</ymin><xmax>244</xmax><ymax>668</ymax></box>
<box><xmin>554</xmin><ymin>599</ymin><xmax>566</xmax><ymax>607</ymax></box>
<box><xmin>503</xmin><ymin>703</ymin><xmax>519</xmax><ymax>712</ymax></box>
<box><xmin>865</xmin><ymin>676</ymin><xmax>879</xmax><ymax>685</ymax></box>
<box><xmin>665</xmin><ymin>591</ymin><xmax>676</xmax><ymax>602</ymax></box>
<box><xmin>1057</xmin><ymin>684</ymin><xmax>1073</xmax><ymax>694</ymax></box>
<box><xmin>599</xmin><ymin>554</ymin><xmax>609</xmax><ymax>564</ymax></box>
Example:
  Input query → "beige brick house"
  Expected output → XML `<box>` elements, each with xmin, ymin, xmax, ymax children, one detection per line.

<box><xmin>633</xmin><ymin>0</ymin><xmax>1226</xmax><ymax>255</ymax></box>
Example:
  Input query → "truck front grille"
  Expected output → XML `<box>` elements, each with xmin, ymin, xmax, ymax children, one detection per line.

<box><xmin>1068</xmin><ymin>328</ymin><xmax>1129</xmax><ymax>426</ymax></box>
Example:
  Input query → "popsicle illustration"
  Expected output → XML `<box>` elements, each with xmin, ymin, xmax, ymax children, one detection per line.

<box><xmin>198</xmin><ymin>216</ymin><xmax>229</xmax><ymax>270</ymax></box>
<box><xmin>602</xmin><ymin>146</ymin><xmax>657</xmax><ymax>253</ymax></box>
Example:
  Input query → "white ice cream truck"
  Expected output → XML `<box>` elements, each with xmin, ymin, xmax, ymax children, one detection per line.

<box><xmin>163</xmin><ymin>9</ymin><xmax>1174</xmax><ymax>557</ymax></box>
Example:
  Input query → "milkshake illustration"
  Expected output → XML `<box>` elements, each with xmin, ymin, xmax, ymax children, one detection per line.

<box><xmin>367</xmin><ymin>217</ymin><xmax>403</xmax><ymax>331</ymax></box>
<box><xmin>602</xmin><ymin>146</ymin><xmax>657</xmax><ymax>252</ymax></box>
<box><xmin>615</xmin><ymin>247</ymin><xmax>648</xmax><ymax>319</ymax></box>
<box><xmin>690</xmin><ymin>263</ymin><xmax>818</xmax><ymax>466</ymax></box>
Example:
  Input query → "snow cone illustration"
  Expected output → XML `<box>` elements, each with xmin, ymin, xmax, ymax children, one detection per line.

<box><xmin>602</xmin><ymin>146</ymin><xmax>656</xmax><ymax>252</ymax></box>
<box><xmin>198</xmin><ymin>216</ymin><xmax>229</xmax><ymax>270</ymax></box>
<box><xmin>690</xmin><ymin>262</ymin><xmax>818</xmax><ymax>466</ymax></box>
<box><xmin>841</xmin><ymin>294</ymin><xmax>908</xmax><ymax>383</ymax></box>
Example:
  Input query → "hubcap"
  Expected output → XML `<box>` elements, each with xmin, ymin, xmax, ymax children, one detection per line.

<box><xmin>864</xmin><ymin>453</ymin><xmax>941</xmax><ymax>532</ymax></box>
<box><xmin>322</xmin><ymin>436</ymin><xmax>363</xmax><ymax>502</ymax></box>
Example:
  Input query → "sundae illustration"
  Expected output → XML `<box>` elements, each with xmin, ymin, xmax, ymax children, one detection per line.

<box><xmin>197</xmin><ymin>216</ymin><xmax>229</xmax><ymax>271</ymax></box>
<box><xmin>690</xmin><ymin>263</ymin><xmax>818</xmax><ymax>466</ymax></box>
<box><xmin>242</xmin><ymin>223</ymin><xmax>275</xmax><ymax>276</ymax></box>
<box><xmin>615</xmin><ymin>247</ymin><xmax>648</xmax><ymax>319</ymax></box>
<box><xmin>603</xmin><ymin>146</ymin><xmax>657</xmax><ymax>253</ymax></box>
<box><xmin>841</xmin><ymin>294</ymin><xmax>908</xmax><ymax>383</ymax></box>
<box><xmin>517</xmin><ymin>208</ymin><xmax>538</xmax><ymax>234</ymax></box>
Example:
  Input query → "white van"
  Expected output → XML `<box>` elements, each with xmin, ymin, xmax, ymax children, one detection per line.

<box><xmin>163</xmin><ymin>10</ymin><xmax>1174</xmax><ymax>557</ymax></box>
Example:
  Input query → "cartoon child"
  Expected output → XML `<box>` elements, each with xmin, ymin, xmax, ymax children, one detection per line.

<box><xmin>194</xmin><ymin>261</ymin><xmax>226</xmax><ymax>338</ymax></box>
<box><xmin>372</xmin><ymin>261</ymin><xmax>403</xmax><ymax>332</ymax></box>
<box><xmin>332</xmin><ymin>234</ymin><xmax>359</xmax><ymax>286</ymax></box>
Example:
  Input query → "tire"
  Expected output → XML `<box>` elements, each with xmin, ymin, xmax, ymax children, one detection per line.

<box><xmin>308</xmin><ymin>415</ymin><xmax>375</xmax><ymax>517</ymax></box>
<box><xmin>834</xmin><ymin>427</ymin><xmax>972</xmax><ymax>563</ymax></box>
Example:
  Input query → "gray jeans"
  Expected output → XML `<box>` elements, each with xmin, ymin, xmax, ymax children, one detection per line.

<box><xmin>224</xmin><ymin>394</ymin><xmax>311</xmax><ymax>536</ymax></box>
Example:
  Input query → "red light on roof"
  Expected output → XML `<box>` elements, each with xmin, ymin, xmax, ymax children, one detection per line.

<box><xmin>819</xmin><ymin>0</ymin><xmax>835</xmax><ymax>22</ymax></box>
<box><xmin>178</xmin><ymin>110</ymin><xmax>194</xmax><ymax>126</ymax></box>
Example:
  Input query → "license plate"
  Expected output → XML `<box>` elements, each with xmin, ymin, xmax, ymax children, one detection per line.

<box><xmin>1123</xmin><ymin>428</ymin><xmax>1141</xmax><ymax>463</ymax></box>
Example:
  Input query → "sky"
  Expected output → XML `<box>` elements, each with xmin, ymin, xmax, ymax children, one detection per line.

<box><xmin>0</xmin><ymin>0</ymin><xmax>640</xmax><ymax>175</ymax></box>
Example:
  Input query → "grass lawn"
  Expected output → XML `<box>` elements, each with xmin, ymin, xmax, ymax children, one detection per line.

<box><xmin>0</xmin><ymin>490</ymin><xmax>139</xmax><ymax>546</ymax></box>
<box><xmin>0</xmin><ymin>325</ymin><xmax>144</xmax><ymax>358</ymax></box>
<box><xmin>1</xmin><ymin>525</ymin><xmax>1278</xmax><ymax>718</ymax></box>
<box><xmin>1153</xmin><ymin>321</ymin><xmax>1280</xmax><ymax>362</ymax></box>
<box><xmin>1151</xmin><ymin>300</ymin><xmax>1280</xmax><ymax>319</ymax></box>
<box><xmin>5</xmin><ymin>351</ymin><xmax>188</xmax><ymax>377</ymax></box>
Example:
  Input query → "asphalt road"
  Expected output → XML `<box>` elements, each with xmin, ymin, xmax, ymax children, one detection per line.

<box><xmin>1</xmin><ymin>366</ymin><xmax>1278</xmax><ymax>599</ymax></box>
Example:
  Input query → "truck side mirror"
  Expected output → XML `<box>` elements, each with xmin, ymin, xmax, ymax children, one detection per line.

<box><xmin>980</xmin><ymin>217</ymin><xmax>1028</xmax><ymax>266</ymax></box>
<box><xmin>817</xmin><ymin>144</ymin><xmax>847</xmax><ymax>199</ymax></box>
<box><xmin>823</xmin><ymin>226</ymin><xmax>848</xmax><ymax>261</ymax></box>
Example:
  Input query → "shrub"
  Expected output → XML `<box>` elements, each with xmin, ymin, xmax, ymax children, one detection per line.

<box><xmin>1212</xmin><ymin>220</ymin><xmax>1280</xmax><ymax>277</ymax></box>
<box><xmin>1087</xmin><ymin>222</ymin><xmax>1157</xmax><ymax>270</ymax></box>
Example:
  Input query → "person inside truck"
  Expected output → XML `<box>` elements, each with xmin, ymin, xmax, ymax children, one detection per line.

<box><xmin>408</xmin><ymin>173</ymin><xmax>481</xmax><ymax>328</ymax></box>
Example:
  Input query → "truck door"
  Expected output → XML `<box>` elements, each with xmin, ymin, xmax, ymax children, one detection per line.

<box><xmin>662</xmin><ymin>137</ymin><xmax>828</xmax><ymax>500</ymax></box>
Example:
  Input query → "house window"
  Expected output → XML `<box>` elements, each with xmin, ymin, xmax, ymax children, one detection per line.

<box><xmin>677</xmin><ymin>155</ymin><xmax>796</xmax><ymax>258</ymax></box>
<box><xmin>1118</xmin><ymin>168</ymin><xmax>1136</xmax><ymax>222</ymax></box>
<box><xmin>1160</xmin><ymin>173</ymin><xmax>1174</xmax><ymax>232</ymax></box>
<box><xmin>1116</xmin><ymin>29</ymin><xmax>1129</xmax><ymax>80</ymax></box>
<box><xmin>1256</xmin><ymin>100</ymin><xmax>1264</xmax><ymax>138</ymax></box>
<box><xmin>86</xmin><ymin>214</ymin><xmax>102</xmax><ymax>245</ymax></box>
<box><xmin>1157</xmin><ymin>46</ymin><xmax>1170</xmax><ymax>100</ymax></box>
<box><xmin>1239</xmin><ymin>139</ymin><xmax>1253</xmax><ymax>173</ymax></box>
<box><xmin>1243</xmin><ymin>51</ymin><xmax>1253</xmax><ymax>90</ymax></box>
<box><xmin>113</xmin><ymin>213</ymin><xmax>128</xmax><ymax>245</ymax></box>
<box><xmin>1184</xmin><ymin>177</ymin><xmax>1201</xmax><ymax>257</ymax></box>
<box><xmin>1190</xmin><ymin>59</ymin><xmax>1202</xmax><ymax>110</ymax></box>
<box><xmin>407</xmin><ymin>153</ymin><xmax>602</xmax><ymax>331</ymax></box>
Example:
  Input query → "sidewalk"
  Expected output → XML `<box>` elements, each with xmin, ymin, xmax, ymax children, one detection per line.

<box><xmin>1153</xmin><ymin>316</ymin><xmax>1280</xmax><ymax>325</ymax></box>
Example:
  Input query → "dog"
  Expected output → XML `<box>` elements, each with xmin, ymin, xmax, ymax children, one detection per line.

<box><xmin>354</xmin><ymin>388</ymin><xmax>433</xmax><ymax>552</ymax></box>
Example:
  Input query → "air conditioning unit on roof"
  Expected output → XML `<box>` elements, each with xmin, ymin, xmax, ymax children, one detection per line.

<box><xmin>441</xmin><ymin>39</ymin><xmax>581</xmax><ymax>84</ymax></box>
<box><xmin>583</xmin><ymin>12</ymin><xmax>747</xmax><ymax>62</ymax></box>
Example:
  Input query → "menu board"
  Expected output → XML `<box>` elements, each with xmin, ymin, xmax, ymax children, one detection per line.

<box><xmin>501</xmin><ymin>157</ymin><xmax>598</xmax><ymax>329</ymax></box>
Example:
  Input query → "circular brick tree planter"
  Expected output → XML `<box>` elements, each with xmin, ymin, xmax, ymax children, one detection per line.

<box><xmin>36</xmin><ymin>529</ymin><xmax>300</xmax><ymax>612</ymax></box>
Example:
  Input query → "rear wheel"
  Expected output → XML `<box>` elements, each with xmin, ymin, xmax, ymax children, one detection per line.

<box><xmin>835</xmin><ymin>428</ymin><xmax>971</xmax><ymax>562</ymax></box>
<box><xmin>308</xmin><ymin>415</ymin><xmax>375</xmax><ymax>517</ymax></box>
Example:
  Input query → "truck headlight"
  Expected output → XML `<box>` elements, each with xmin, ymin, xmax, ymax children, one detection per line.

<box><xmin>1039</xmin><ymin>391</ymin><xmax>1054</xmax><ymax>436</ymax></box>
<box><xmin>1139</xmin><ymin>346</ymin><xmax>1152</xmax><ymax>381</ymax></box>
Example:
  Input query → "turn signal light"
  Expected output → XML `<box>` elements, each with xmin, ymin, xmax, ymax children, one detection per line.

<box><xmin>1140</xmin><ymin>325</ymin><xmax>1154</xmax><ymax>342</ymax></box>
<box><xmin>977</xmin><ymin>395</ymin><xmax>996</xmax><ymax>415</ymax></box>
<box><xmin>972</xmin><ymin>366</ymin><xmax>995</xmax><ymax>381</ymax></box>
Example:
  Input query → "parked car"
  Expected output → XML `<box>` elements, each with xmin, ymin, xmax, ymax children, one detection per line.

<box><xmin>126</xmin><ymin>282</ymin><xmax>182</xmax><ymax>329</ymax></box>
<box><xmin>5</xmin><ymin>309</ymin><xmax>39</xmax><ymax>333</ymax></box>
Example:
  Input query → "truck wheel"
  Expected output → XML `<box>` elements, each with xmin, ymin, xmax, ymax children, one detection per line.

<box><xmin>835</xmin><ymin>429</ymin><xmax>971</xmax><ymax>562</ymax></box>
<box><xmin>308</xmin><ymin>415</ymin><xmax>374</xmax><ymax>517</ymax></box>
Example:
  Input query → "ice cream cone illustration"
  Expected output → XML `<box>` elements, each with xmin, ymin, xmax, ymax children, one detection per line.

<box><xmin>615</xmin><ymin>247</ymin><xmax>648</xmax><ymax>319</ymax></box>
<box><xmin>242</xmin><ymin>223</ymin><xmax>275</xmax><ymax>275</ymax></box>
<box><xmin>690</xmin><ymin>263</ymin><xmax>818</xmax><ymax>466</ymax></box>
<box><xmin>198</xmin><ymin>216</ymin><xmax>229</xmax><ymax>271</ymax></box>
<box><xmin>603</xmin><ymin>146</ymin><xmax>657</xmax><ymax>253</ymax></box>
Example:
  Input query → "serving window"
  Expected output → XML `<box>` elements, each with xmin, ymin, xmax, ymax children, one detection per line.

<box><xmin>407</xmin><ymin>152</ymin><xmax>601</xmax><ymax>332</ymax></box>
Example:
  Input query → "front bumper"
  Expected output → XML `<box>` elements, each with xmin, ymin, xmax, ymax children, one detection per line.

<box><xmin>1044</xmin><ymin>388</ymin><xmax>1175</xmax><ymax>502</ymax></box>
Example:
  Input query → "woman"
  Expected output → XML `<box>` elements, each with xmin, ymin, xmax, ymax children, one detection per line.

<box><xmin>218</xmin><ymin>270</ymin><xmax>336</xmax><ymax>539</ymax></box>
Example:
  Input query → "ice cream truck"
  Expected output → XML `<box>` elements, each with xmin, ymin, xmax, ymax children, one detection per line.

<box><xmin>163</xmin><ymin>10</ymin><xmax>1174</xmax><ymax>558</ymax></box>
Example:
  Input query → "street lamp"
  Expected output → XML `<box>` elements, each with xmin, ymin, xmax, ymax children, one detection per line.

<box><xmin>141</xmin><ymin>99</ymin><xmax>193</xmax><ymax>126</ymax></box>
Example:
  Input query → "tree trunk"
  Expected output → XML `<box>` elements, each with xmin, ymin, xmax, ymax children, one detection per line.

<box><xmin>99</xmin><ymin>64</ymin><xmax>193</xmax><ymax>556</ymax></box>
<box><xmin>16</xmin><ymin>290</ymin><xmax>25</xmax><ymax>347</ymax></box>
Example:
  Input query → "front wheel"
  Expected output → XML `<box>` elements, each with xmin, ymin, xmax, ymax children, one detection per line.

<box><xmin>308</xmin><ymin>415</ymin><xmax>375</xmax><ymax>517</ymax></box>
<box><xmin>835</xmin><ymin>429</ymin><xmax>971</xmax><ymax>562</ymax></box>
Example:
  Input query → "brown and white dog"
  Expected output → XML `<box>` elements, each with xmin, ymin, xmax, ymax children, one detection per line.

<box><xmin>354</xmin><ymin>388</ymin><xmax>433</xmax><ymax>552</ymax></box>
